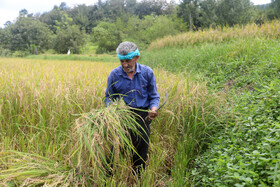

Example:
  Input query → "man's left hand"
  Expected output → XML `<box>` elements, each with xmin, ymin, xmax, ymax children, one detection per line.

<box><xmin>148</xmin><ymin>107</ymin><xmax>158</xmax><ymax>120</ymax></box>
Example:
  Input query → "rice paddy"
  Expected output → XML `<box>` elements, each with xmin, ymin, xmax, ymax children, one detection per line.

<box><xmin>0</xmin><ymin>58</ymin><xmax>227</xmax><ymax>185</ymax></box>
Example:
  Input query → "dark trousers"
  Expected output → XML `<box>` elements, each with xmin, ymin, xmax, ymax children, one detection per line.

<box><xmin>130</xmin><ymin>108</ymin><xmax>151</xmax><ymax>172</ymax></box>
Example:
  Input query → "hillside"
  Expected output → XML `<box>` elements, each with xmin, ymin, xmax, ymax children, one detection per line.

<box><xmin>140</xmin><ymin>21</ymin><xmax>280</xmax><ymax>185</ymax></box>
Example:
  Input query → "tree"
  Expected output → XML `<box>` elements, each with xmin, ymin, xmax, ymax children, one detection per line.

<box><xmin>4</xmin><ymin>21</ymin><xmax>12</xmax><ymax>27</ymax></box>
<box><xmin>3</xmin><ymin>17</ymin><xmax>52</xmax><ymax>53</ymax></box>
<box><xmin>271</xmin><ymin>0</ymin><xmax>280</xmax><ymax>18</ymax></box>
<box><xmin>199</xmin><ymin>0</ymin><xmax>218</xmax><ymax>28</ymax></box>
<box><xmin>177</xmin><ymin>0</ymin><xmax>201</xmax><ymax>31</ymax></box>
<box><xmin>53</xmin><ymin>25</ymin><xmax>86</xmax><ymax>54</ymax></box>
<box><xmin>216</xmin><ymin>0</ymin><xmax>254</xmax><ymax>26</ymax></box>
<box><xmin>19</xmin><ymin>9</ymin><xmax>28</xmax><ymax>17</ymax></box>
<box><xmin>39</xmin><ymin>6</ymin><xmax>73</xmax><ymax>34</ymax></box>
<box><xmin>68</xmin><ymin>5</ymin><xmax>92</xmax><ymax>33</ymax></box>
<box><xmin>87</xmin><ymin>4</ymin><xmax>105</xmax><ymax>28</ymax></box>
<box><xmin>92</xmin><ymin>22</ymin><xmax>122</xmax><ymax>53</ymax></box>
<box><xmin>113</xmin><ymin>14</ymin><xmax>184</xmax><ymax>49</ymax></box>
<box><xmin>135</xmin><ymin>0</ymin><xmax>174</xmax><ymax>18</ymax></box>
<box><xmin>59</xmin><ymin>2</ymin><xmax>69</xmax><ymax>11</ymax></box>
<box><xmin>144</xmin><ymin>15</ymin><xmax>180</xmax><ymax>41</ymax></box>
<box><xmin>0</xmin><ymin>27</ymin><xmax>11</xmax><ymax>49</ymax></box>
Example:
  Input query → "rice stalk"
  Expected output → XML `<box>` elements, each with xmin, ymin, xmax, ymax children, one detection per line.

<box><xmin>0</xmin><ymin>150</ymin><xmax>72</xmax><ymax>186</ymax></box>
<box><xmin>148</xmin><ymin>20</ymin><xmax>280</xmax><ymax>50</ymax></box>
<box><xmin>71</xmin><ymin>100</ymin><xmax>145</xmax><ymax>185</ymax></box>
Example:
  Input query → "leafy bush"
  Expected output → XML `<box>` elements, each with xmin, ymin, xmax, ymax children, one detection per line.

<box><xmin>191</xmin><ymin>79</ymin><xmax>280</xmax><ymax>186</ymax></box>
<box><xmin>91</xmin><ymin>15</ymin><xmax>185</xmax><ymax>53</ymax></box>
<box><xmin>12</xmin><ymin>50</ymin><xmax>30</xmax><ymax>57</ymax></box>
<box><xmin>0</xmin><ymin>47</ymin><xmax>12</xmax><ymax>57</ymax></box>
<box><xmin>92</xmin><ymin>22</ymin><xmax>122</xmax><ymax>54</ymax></box>
<box><xmin>53</xmin><ymin>25</ymin><xmax>86</xmax><ymax>54</ymax></box>
<box><xmin>2</xmin><ymin>17</ymin><xmax>52</xmax><ymax>53</ymax></box>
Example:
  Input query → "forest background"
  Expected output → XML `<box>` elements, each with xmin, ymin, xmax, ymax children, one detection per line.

<box><xmin>0</xmin><ymin>0</ymin><xmax>280</xmax><ymax>56</ymax></box>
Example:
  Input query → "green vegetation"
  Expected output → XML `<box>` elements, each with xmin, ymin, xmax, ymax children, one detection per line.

<box><xmin>140</xmin><ymin>22</ymin><xmax>280</xmax><ymax>186</ymax></box>
<box><xmin>1</xmin><ymin>0</ymin><xmax>279</xmax><ymax>57</ymax></box>
<box><xmin>148</xmin><ymin>20</ymin><xmax>280</xmax><ymax>50</ymax></box>
<box><xmin>25</xmin><ymin>54</ymin><xmax>117</xmax><ymax>62</ymax></box>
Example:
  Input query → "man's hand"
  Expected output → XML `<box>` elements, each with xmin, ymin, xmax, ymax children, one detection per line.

<box><xmin>148</xmin><ymin>107</ymin><xmax>158</xmax><ymax>120</ymax></box>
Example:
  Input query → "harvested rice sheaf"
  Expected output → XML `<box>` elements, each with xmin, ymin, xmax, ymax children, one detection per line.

<box><xmin>74</xmin><ymin>100</ymin><xmax>145</xmax><ymax>180</ymax></box>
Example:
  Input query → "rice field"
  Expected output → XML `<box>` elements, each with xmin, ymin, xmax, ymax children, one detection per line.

<box><xmin>148</xmin><ymin>20</ymin><xmax>280</xmax><ymax>50</ymax></box>
<box><xmin>0</xmin><ymin>58</ymin><xmax>228</xmax><ymax>186</ymax></box>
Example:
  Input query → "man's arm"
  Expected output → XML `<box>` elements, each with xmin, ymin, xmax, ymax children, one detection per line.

<box><xmin>105</xmin><ymin>73</ymin><xmax>115</xmax><ymax>107</ymax></box>
<box><xmin>147</xmin><ymin>69</ymin><xmax>160</xmax><ymax>120</ymax></box>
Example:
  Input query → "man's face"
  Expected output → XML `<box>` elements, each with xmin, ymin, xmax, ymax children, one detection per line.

<box><xmin>120</xmin><ymin>56</ymin><xmax>139</xmax><ymax>73</ymax></box>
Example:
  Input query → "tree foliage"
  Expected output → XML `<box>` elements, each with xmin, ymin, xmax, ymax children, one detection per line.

<box><xmin>68</xmin><ymin>5</ymin><xmax>92</xmax><ymax>33</ymax></box>
<box><xmin>2</xmin><ymin>17</ymin><xmax>51</xmax><ymax>53</ymax></box>
<box><xmin>177</xmin><ymin>0</ymin><xmax>255</xmax><ymax>29</ymax></box>
<box><xmin>53</xmin><ymin>25</ymin><xmax>86</xmax><ymax>54</ymax></box>
<box><xmin>92</xmin><ymin>22</ymin><xmax>122</xmax><ymax>53</ymax></box>
<box><xmin>0</xmin><ymin>0</ymin><xmax>277</xmax><ymax>55</ymax></box>
<box><xmin>271</xmin><ymin>0</ymin><xmax>280</xmax><ymax>18</ymax></box>
<box><xmin>39</xmin><ymin>5</ymin><xmax>73</xmax><ymax>34</ymax></box>
<box><xmin>216</xmin><ymin>0</ymin><xmax>254</xmax><ymax>26</ymax></box>
<box><xmin>177</xmin><ymin>0</ymin><xmax>201</xmax><ymax>30</ymax></box>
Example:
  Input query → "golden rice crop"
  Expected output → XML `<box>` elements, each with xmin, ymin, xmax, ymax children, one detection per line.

<box><xmin>72</xmin><ymin>101</ymin><xmax>144</xmax><ymax>184</ymax></box>
<box><xmin>0</xmin><ymin>58</ymin><xmax>229</xmax><ymax>185</ymax></box>
<box><xmin>148</xmin><ymin>20</ymin><xmax>280</xmax><ymax>50</ymax></box>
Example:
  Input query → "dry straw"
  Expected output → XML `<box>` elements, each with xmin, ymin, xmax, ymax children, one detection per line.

<box><xmin>0</xmin><ymin>150</ymin><xmax>71</xmax><ymax>186</ymax></box>
<box><xmin>72</xmin><ymin>100</ymin><xmax>147</xmax><ymax>184</ymax></box>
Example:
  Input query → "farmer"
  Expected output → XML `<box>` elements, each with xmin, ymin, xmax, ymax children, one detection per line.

<box><xmin>105</xmin><ymin>41</ymin><xmax>160</xmax><ymax>174</ymax></box>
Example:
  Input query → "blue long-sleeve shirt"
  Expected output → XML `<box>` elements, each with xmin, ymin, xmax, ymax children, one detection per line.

<box><xmin>105</xmin><ymin>63</ymin><xmax>160</xmax><ymax>109</ymax></box>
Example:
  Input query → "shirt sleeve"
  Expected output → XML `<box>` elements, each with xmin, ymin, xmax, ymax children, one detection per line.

<box><xmin>147</xmin><ymin>69</ymin><xmax>160</xmax><ymax>109</ymax></box>
<box><xmin>105</xmin><ymin>72</ymin><xmax>115</xmax><ymax>107</ymax></box>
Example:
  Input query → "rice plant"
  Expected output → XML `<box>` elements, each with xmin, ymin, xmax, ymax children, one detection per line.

<box><xmin>0</xmin><ymin>58</ymin><xmax>227</xmax><ymax>185</ymax></box>
<box><xmin>148</xmin><ymin>20</ymin><xmax>280</xmax><ymax>50</ymax></box>
<box><xmin>72</xmin><ymin>101</ymin><xmax>145</xmax><ymax>185</ymax></box>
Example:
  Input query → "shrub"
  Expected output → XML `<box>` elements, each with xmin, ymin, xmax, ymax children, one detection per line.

<box><xmin>53</xmin><ymin>25</ymin><xmax>86</xmax><ymax>54</ymax></box>
<box><xmin>92</xmin><ymin>22</ymin><xmax>122</xmax><ymax>54</ymax></box>
<box><xmin>12</xmin><ymin>50</ymin><xmax>30</xmax><ymax>57</ymax></box>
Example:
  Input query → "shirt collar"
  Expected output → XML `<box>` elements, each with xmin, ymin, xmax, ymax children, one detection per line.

<box><xmin>135</xmin><ymin>63</ymin><xmax>141</xmax><ymax>74</ymax></box>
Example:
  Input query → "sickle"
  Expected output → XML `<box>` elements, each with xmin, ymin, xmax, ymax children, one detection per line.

<box><xmin>157</xmin><ymin>92</ymin><xmax>168</xmax><ymax>111</ymax></box>
<box><xmin>145</xmin><ymin>92</ymin><xmax>168</xmax><ymax>122</ymax></box>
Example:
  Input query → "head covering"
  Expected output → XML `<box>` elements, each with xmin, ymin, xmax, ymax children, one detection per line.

<box><xmin>116</xmin><ymin>41</ymin><xmax>140</xmax><ymax>60</ymax></box>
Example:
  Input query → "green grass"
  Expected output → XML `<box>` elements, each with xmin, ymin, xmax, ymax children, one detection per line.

<box><xmin>25</xmin><ymin>53</ymin><xmax>117</xmax><ymax>62</ymax></box>
<box><xmin>141</xmin><ymin>38</ymin><xmax>280</xmax><ymax>90</ymax></box>
<box><xmin>141</xmin><ymin>36</ymin><xmax>280</xmax><ymax>186</ymax></box>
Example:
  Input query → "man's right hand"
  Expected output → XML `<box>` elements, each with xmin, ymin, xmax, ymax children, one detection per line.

<box><xmin>148</xmin><ymin>107</ymin><xmax>158</xmax><ymax>120</ymax></box>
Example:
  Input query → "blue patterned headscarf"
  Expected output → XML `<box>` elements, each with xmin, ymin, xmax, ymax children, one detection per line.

<box><xmin>117</xmin><ymin>48</ymin><xmax>140</xmax><ymax>60</ymax></box>
<box><xmin>116</xmin><ymin>41</ymin><xmax>140</xmax><ymax>60</ymax></box>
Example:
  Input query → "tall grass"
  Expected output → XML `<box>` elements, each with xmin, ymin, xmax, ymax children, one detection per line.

<box><xmin>142</xmin><ymin>37</ymin><xmax>280</xmax><ymax>91</ymax></box>
<box><xmin>141</xmin><ymin>20</ymin><xmax>280</xmax><ymax>186</ymax></box>
<box><xmin>0</xmin><ymin>58</ymin><xmax>227</xmax><ymax>185</ymax></box>
<box><xmin>148</xmin><ymin>20</ymin><xmax>280</xmax><ymax>50</ymax></box>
